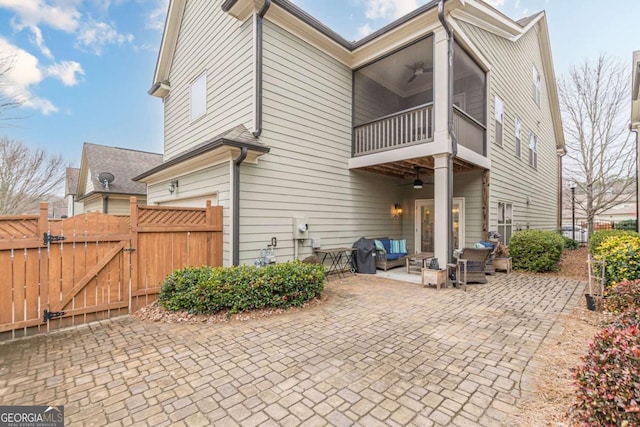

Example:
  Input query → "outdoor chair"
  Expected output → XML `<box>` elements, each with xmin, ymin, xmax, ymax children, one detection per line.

<box><xmin>453</xmin><ymin>247</ymin><xmax>492</xmax><ymax>285</ymax></box>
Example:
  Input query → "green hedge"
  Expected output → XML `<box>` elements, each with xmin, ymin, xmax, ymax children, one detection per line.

<box><xmin>590</xmin><ymin>229</ymin><xmax>640</xmax><ymax>256</ymax></box>
<box><xmin>509</xmin><ymin>230</ymin><xmax>564</xmax><ymax>272</ymax></box>
<box><xmin>595</xmin><ymin>235</ymin><xmax>640</xmax><ymax>286</ymax></box>
<box><xmin>159</xmin><ymin>261</ymin><xmax>326</xmax><ymax>314</ymax></box>
<box><xmin>562</xmin><ymin>236</ymin><xmax>579</xmax><ymax>250</ymax></box>
<box><xmin>614</xmin><ymin>219</ymin><xmax>637</xmax><ymax>231</ymax></box>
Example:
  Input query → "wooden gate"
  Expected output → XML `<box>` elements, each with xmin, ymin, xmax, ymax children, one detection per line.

<box><xmin>0</xmin><ymin>198</ymin><xmax>222</xmax><ymax>340</ymax></box>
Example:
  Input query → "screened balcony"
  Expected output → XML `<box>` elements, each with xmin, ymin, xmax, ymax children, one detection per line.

<box><xmin>352</xmin><ymin>38</ymin><xmax>486</xmax><ymax>158</ymax></box>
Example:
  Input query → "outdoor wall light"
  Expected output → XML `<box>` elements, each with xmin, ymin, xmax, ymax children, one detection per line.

<box><xmin>168</xmin><ymin>180</ymin><xmax>179</xmax><ymax>194</ymax></box>
<box><xmin>393</xmin><ymin>204</ymin><xmax>403</xmax><ymax>217</ymax></box>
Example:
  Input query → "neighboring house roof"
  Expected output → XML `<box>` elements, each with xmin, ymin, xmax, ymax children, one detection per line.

<box><xmin>76</xmin><ymin>143</ymin><xmax>163</xmax><ymax>201</ymax></box>
<box><xmin>65</xmin><ymin>167</ymin><xmax>79</xmax><ymax>197</ymax></box>
<box><xmin>134</xmin><ymin>125</ymin><xmax>270</xmax><ymax>181</ymax></box>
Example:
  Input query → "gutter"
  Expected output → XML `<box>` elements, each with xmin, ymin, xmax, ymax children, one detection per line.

<box><xmin>253</xmin><ymin>0</ymin><xmax>272</xmax><ymax>137</ymax></box>
<box><xmin>233</xmin><ymin>147</ymin><xmax>248</xmax><ymax>265</ymax></box>
<box><xmin>438</xmin><ymin>0</ymin><xmax>458</xmax><ymax>265</ymax></box>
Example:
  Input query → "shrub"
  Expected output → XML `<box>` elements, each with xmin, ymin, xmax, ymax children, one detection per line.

<box><xmin>562</xmin><ymin>236</ymin><xmax>579</xmax><ymax>250</ymax></box>
<box><xmin>509</xmin><ymin>230</ymin><xmax>564</xmax><ymax>272</ymax></box>
<box><xmin>590</xmin><ymin>229</ymin><xmax>640</xmax><ymax>256</ymax></box>
<box><xmin>159</xmin><ymin>261</ymin><xmax>326</xmax><ymax>314</ymax></box>
<box><xmin>573</xmin><ymin>320</ymin><xmax>640</xmax><ymax>426</ymax></box>
<box><xmin>603</xmin><ymin>279</ymin><xmax>640</xmax><ymax>314</ymax></box>
<box><xmin>614</xmin><ymin>219</ymin><xmax>637</xmax><ymax>231</ymax></box>
<box><xmin>595</xmin><ymin>235</ymin><xmax>640</xmax><ymax>286</ymax></box>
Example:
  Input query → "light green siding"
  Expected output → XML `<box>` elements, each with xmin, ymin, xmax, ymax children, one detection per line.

<box><xmin>457</xmin><ymin>20</ymin><xmax>559</xmax><ymax>234</ymax></box>
<box><xmin>163</xmin><ymin>0</ymin><xmax>254</xmax><ymax>161</ymax></box>
<box><xmin>238</xmin><ymin>21</ymin><xmax>403</xmax><ymax>264</ymax></box>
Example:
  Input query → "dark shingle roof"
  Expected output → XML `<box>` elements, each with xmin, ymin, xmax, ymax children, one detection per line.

<box><xmin>134</xmin><ymin>124</ymin><xmax>269</xmax><ymax>181</ymax></box>
<box><xmin>65</xmin><ymin>167</ymin><xmax>80</xmax><ymax>196</ymax></box>
<box><xmin>83</xmin><ymin>143</ymin><xmax>163</xmax><ymax>195</ymax></box>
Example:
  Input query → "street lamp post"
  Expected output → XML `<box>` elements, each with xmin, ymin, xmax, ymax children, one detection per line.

<box><xmin>570</xmin><ymin>182</ymin><xmax>576</xmax><ymax>241</ymax></box>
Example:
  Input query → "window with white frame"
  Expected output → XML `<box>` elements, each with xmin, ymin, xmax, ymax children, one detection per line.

<box><xmin>497</xmin><ymin>202</ymin><xmax>513</xmax><ymax>245</ymax></box>
<box><xmin>190</xmin><ymin>72</ymin><xmax>207</xmax><ymax>121</ymax></box>
<box><xmin>515</xmin><ymin>116</ymin><xmax>521</xmax><ymax>158</ymax></box>
<box><xmin>528</xmin><ymin>131</ymin><xmax>538</xmax><ymax>169</ymax></box>
<box><xmin>533</xmin><ymin>66</ymin><xmax>541</xmax><ymax>105</ymax></box>
<box><xmin>495</xmin><ymin>95</ymin><xmax>504</xmax><ymax>146</ymax></box>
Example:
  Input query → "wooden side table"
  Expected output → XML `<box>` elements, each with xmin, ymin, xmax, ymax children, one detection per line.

<box><xmin>494</xmin><ymin>257</ymin><xmax>512</xmax><ymax>273</ymax></box>
<box><xmin>421</xmin><ymin>268</ymin><xmax>447</xmax><ymax>290</ymax></box>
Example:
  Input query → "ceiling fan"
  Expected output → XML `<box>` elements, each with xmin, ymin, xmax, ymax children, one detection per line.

<box><xmin>406</xmin><ymin>61</ymin><xmax>433</xmax><ymax>83</ymax></box>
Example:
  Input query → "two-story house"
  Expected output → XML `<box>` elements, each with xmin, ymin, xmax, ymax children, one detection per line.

<box><xmin>136</xmin><ymin>0</ymin><xmax>565</xmax><ymax>267</ymax></box>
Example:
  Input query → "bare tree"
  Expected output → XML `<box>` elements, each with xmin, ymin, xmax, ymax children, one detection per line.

<box><xmin>0</xmin><ymin>137</ymin><xmax>66</xmax><ymax>215</ymax></box>
<box><xmin>560</xmin><ymin>54</ymin><xmax>636</xmax><ymax>232</ymax></box>
<box><xmin>0</xmin><ymin>51</ymin><xmax>25</xmax><ymax>124</ymax></box>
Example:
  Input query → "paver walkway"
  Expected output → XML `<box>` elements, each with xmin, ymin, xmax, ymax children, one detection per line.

<box><xmin>0</xmin><ymin>273</ymin><xmax>584</xmax><ymax>426</ymax></box>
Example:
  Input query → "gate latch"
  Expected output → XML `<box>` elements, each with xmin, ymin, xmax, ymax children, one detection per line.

<box><xmin>43</xmin><ymin>232</ymin><xmax>66</xmax><ymax>245</ymax></box>
<box><xmin>43</xmin><ymin>310</ymin><xmax>65</xmax><ymax>322</ymax></box>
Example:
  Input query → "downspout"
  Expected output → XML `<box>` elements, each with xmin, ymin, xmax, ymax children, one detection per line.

<box><xmin>438</xmin><ymin>0</ymin><xmax>458</xmax><ymax>265</ymax></box>
<box><xmin>103</xmin><ymin>195</ymin><xmax>109</xmax><ymax>214</ymax></box>
<box><xmin>252</xmin><ymin>0</ymin><xmax>272</xmax><ymax>137</ymax></box>
<box><xmin>232</xmin><ymin>147</ymin><xmax>248</xmax><ymax>266</ymax></box>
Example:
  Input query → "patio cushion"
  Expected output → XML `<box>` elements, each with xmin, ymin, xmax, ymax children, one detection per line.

<box><xmin>380</xmin><ymin>238</ymin><xmax>391</xmax><ymax>254</ymax></box>
<box><xmin>390</xmin><ymin>239</ymin><xmax>407</xmax><ymax>255</ymax></box>
<box><xmin>386</xmin><ymin>253</ymin><xmax>405</xmax><ymax>261</ymax></box>
<box><xmin>374</xmin><ymin>240</ymin><xmax>385</xmax><ymax>251</ymax></box>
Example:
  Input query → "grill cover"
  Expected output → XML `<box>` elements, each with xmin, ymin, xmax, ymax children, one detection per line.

<box><xmin>352</xmin><ymin>237</ymin><xmax>376</xmax><ymax>274</ymax></box>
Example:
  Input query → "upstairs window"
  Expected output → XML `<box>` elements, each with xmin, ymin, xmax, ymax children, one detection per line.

<box><xmin>529</xmin><ymin>131</ymin><xmax>538</xmax><ymax>169</ymax></box>
<box><xmin>190</xmin><ymin>72</ymin><xmax>207</xmax><ymax>121</ymax></box>
<box><xmin>533</xmin><ymin>66</ymin><xmax>541</xmax><ymax>105</ymax></box>
<box><xmin>494</xmin><ymin>96</ymin><xmax>504</xmax><ymax>146</ymax></box>
<box><xmin>515</xmin><ymin>116</ymin><xmax>521</xmax><ymax>158</ymax></box>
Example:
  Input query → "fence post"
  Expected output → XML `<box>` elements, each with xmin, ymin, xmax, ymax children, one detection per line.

<box><xmin>38</xmin><ymin>202</ymin><xmax>49</xmax><ymax>328</ymax></box>
<box><xmin>205</xmin><ymin>200</ymin><xmax>213</xmax><ymax>266</ymax></box>
<box><xmin>129</xmin><ymin>197</ymin><xmax>138</xmax><ymax>314</ymax></box>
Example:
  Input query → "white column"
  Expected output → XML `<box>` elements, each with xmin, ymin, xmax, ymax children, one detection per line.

<box><xmin>432</xmin><ymin>28</ymin><xmax>451</xmax><ymax>154</ymax></box>
<box><xmin>434</xmin><ymin>153</ymin><xmax>451</xmax><ymax>265</ymax></box>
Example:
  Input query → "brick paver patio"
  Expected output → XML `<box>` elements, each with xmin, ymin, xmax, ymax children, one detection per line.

<box><xmin>0</xmin><ymin>274</ymin><xmax>584</xmax><ymax>426</ymax></box>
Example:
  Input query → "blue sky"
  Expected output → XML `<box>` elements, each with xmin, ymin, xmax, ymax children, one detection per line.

<box><xmin>0</xmin><ymin>0</ymin><xmax>638</xmax><ymax>171</ymax></box>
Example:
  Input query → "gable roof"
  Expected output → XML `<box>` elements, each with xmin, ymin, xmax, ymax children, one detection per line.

<box><xmin>64</xmin><ymin>167</ymin><xmax>79</xmax><ymax>197</ymax></box>
<box><xmin>77</xmin><ymin>143</ymin><xmax>163</xmax><ymax>199</ymax></box>
<box><xmin>133</xmin><ymin>124</ymin><xmax>270</xmax><ymax>181</ymax></box>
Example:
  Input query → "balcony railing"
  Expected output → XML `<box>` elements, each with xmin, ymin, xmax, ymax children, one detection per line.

<box><xmin>353</xmin><ymin>103</ymin><xmax>433</xmax><ymax>157</ymax></box>
<box><xmin>453</xmin><ymin>106</ymin><xmax>486</xmax><ymax>156</ymax></box>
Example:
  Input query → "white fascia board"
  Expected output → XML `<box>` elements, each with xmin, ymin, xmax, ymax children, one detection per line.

<box><xmin>448</xmin><ymin>16</ymin><xmax>491</xmax><ymax>72</ymax></box>
<box><xmin>153</xmin><ymin>0</ymin><xmax>186</xmax><ymax>85</ymax></box>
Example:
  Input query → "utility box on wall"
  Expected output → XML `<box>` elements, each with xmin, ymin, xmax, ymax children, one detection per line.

<box><xmin>293</xmin><ymin>217</ymin><xmax>309</xmax><ymax>239</ymax></box>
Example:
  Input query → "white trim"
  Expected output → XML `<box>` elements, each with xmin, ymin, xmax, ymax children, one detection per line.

<box><xmin>415</xmin><ymin>197</ymin><xmax>465</xmax><ymax>253</ymax></box>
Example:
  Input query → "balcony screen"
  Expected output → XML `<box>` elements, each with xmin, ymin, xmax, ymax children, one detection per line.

<box><xmin>354</xmin><ymin>37</ymin><xmax>434</xmax><ymax>127</ymax></box>
<box><xmin>453</xmin><ymin>42</ymin><xmax>486</xmax><ymax>125</ymax></box>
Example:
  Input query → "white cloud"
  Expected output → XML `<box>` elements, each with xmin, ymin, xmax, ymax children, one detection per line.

<box><xmin>47</xmin><ymin>60</ymin><xmax>84</xmax><ymax>86</ymax></box>
<box><xmin>146</xmin><ymin>0</ymin><xmax>168</xmax><ymax>31</ymax></box>
<box><xmin>0</xmin><ymin>0</ymin><xmax>81</xmax><ymax>33</ymax></box>
<box><xmin>0</xmin><ymin>37</ymin><xmax>58</xmax><ymax>115</ymax></box>
<box><xmin>365</xmin><ymin>0</ymin><xmax>419</xmax><ymax>21</ymax></box>
<box><xmin>27</xmin><ymin>25</ymin><xmax>53</xmax><ymax>59</ymax></box>
<box><xmin>75</xmin><ymin>19</ymin><xmax>134</xmax><ymax>55</ymax></box>
<box><xmin>357</xmin><ymin>24</ymin><xmax>373</xmax><ymax>40</ymax></box>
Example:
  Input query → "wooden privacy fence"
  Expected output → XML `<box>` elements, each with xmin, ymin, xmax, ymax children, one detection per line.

<box><xmin>0</xmin><ymin>197</ymin><xmax>222</xmax><ymax>340</ymax></box>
